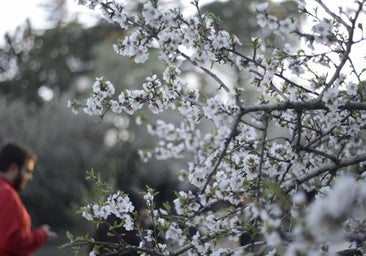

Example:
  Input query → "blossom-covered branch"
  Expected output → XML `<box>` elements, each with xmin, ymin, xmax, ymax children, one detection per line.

<box><xmin>66</xmin><ymin>0</ymin><xmax>366</xmax><ymax>255</ymax></box>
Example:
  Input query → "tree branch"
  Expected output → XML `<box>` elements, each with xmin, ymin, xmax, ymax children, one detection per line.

<box><xmin>179</xmin><ymin>51</ymin><xmax>231</xmax><ymax>93</ymax></box>
<box><xmin>199</xmin><ymin>110</ymin><xmax>244</xmax><ymax>194</ymax></box>
<box><xmin>241</xmin><ymin>99</ymin><xmax>366</xmax><ymax>114</ymax></box>
<box><xmin>257</xmin><ymin>115</ymin><xmax>268</xmax><ymax>200</ymax></box>
<box><xmin>284</xmin><ymin>153</ymin><xmax>366</xmax><ymax>193</ymax></box>
<box><xmin>314</xmin><ymin>0</ymin><xmax>351</xmax><ymax>30</ymax></box>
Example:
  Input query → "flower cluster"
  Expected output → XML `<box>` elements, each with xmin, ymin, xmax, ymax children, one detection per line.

<box><xmin>287</xmin><ymin>176</ymin><xmax>366</xmax><ymax>255</ymax></box>
<box><xmin>82</xmin><ymin>191</ymin><xmax>135</xmax><ymax>230</ymax></box>
<box><xmin>83</xmin><ymin>77</ymin><xmax>115</xmax><ymax>115</ymax></box>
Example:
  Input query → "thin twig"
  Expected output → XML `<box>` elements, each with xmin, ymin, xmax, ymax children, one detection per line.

<box><xmin>257</xmin><ymin>115</ymin><xmax>268</xmax><ymax>200</ymax></box>
<box><xmin>284</xmin><ymin>153</ymin><xmax>366</xmax><ymax>193</ymax></box>
<box><xmin>179</xmin><ymin>51</ymin><xmax>231</xmax><ymax>93</ymax></box>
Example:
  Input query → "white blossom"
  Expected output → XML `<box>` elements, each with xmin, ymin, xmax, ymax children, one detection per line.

<box><xmin>257</xmin><ymin>13</ymin><xmax>267</xmax><ymax>28</ymax></box>
<box><xmin>279</xmin><ymin>18</ymin><xmax>296</xmax><ymax>34</ymax></box>
<box><xmin>312</xmin><ymin>19</ymin><xmax>333</xmax><ymax>37</ymax></box>
<box><xmin>267</xmin><ymin>15</ymin><xmax>279</xmax><ymax>30</ymax></box>
<box><xmin>347</xmin><ymin>82</ymin><xmax>358</xmax><ymax>96</ymax></box>
<box><xmin>256</xmin><ymin>2</ymin><xmax>269</xmax><ymax>12</ymax></box>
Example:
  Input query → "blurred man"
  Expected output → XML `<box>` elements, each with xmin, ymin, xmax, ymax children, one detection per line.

<box><xmin>0</xmin><ymin>142</ymin><xmax>57</xmax><ymax>256</ymax></box>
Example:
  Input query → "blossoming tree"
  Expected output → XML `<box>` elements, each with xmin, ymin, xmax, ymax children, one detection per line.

<box><xmin>67</xmin><ymin>0</ymin><xmax>366</xmax><ymax>255</ymax></box>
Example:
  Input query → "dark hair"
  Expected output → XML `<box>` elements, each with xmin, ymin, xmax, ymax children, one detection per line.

<box><xmin>0</xmin><ymin>143</ymin><xmax>37</xmax><ymax>173</ymax></box>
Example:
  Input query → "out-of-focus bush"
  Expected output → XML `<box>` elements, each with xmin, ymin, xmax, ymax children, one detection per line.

<box><xmin>0</xmin><ymin>96</ymin><xmax>114</xmax><ymax>229</ymax></box>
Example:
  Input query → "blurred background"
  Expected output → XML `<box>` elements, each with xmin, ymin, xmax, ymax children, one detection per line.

<box><xmin>0</xmin><ymin>0</ymin><xmax>298</xmax><ymax>255</ymax></box>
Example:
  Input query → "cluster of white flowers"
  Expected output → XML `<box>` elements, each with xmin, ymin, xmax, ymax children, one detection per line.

<box><xmin>97</xmin><ymin>0</ymin><xmax>244</xmax><ymax>70</ymax></box>
<box><xmin>83</xmin><ymin>77</ymin><xmax>115</xmax><ymax>115</ymax></box>
<box><xmin>82</xmin><ymin>191</ymin><xmax>135</xmax><ymax>230</ymax></box>
<box><xmin>322</xmin><ymin>85</ymin><xmax>339</xmax><ymax>109</ymax></box>
<box><xmin>256</xmin><ymin>3</ymin><xmax>296</xmax><ymax>37</ymax></box>
<box><xmin>81</xmin><ymin>70</ymin><xmax>184</xmax><ymax>116</ymax></box>
<box><xmin>70</xmin><ymin>0</ymin><xmax>366</xmax><ymax>256</ymax></box>
<box><xmin>286</xmin><ymin>176</ymin><xmax>366</xmax><ymax>255</ymax></box>
<box><xmin>173</xmin><ymin>190</ymin><xmax>200</xmax><ymax>216</ymax></box>
<box><xmin>165</xmin><ymin>222</ymin><xmax>183</xmax><ymax>244</ymax></box>
<box><xmin>143</xmin><ymin>191</ymin><xmax>154</xmax><ymax>207</ymax></box>
<box><xmin>311</xmin><ymin>18</ymin><xmax>334</xmax><ymax>44</ymax></box>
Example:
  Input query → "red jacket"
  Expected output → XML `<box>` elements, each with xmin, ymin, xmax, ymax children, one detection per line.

<box><xmin>0</xmin><ymin>178</ymin><xmax>47</xmax><ymax>256</ymax></box>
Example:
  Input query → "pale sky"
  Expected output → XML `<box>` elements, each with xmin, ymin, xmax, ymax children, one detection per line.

<box><xmin>0</xmin><ymin>0</ymin><xmax>45</xmax><ymax>36</ymax></box>
<box><xmin>0</xmin><ymin>0</ymin><xmax>98</xmax><ymax>40</ymax></box>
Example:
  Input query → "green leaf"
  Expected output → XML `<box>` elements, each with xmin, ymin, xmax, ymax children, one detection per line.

<box><xmin>66</xmin><ymin>231</ymin><xmax>74</xmax><ymax>242</ymax></box>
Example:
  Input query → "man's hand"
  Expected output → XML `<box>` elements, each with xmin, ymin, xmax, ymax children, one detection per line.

<box><xmin>41</xmin><ymin>224</ymin><xmax>58</xmax><ymax>239</ymax></box>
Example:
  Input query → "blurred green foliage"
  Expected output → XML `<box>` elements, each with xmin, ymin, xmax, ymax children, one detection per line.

<box><xmin>0</xmin><ymin>96</ymin><xmax>113</xmax><ymax>228</ymax></box>
<box><xmin>0</xmin><ymin>21</ymin><xmax>123</xmax><ymax>106</ymax></box>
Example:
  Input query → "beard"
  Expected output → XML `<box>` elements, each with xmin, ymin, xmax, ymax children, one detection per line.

<box><xmin>13</xmin><ymin>172</ymin><xmax>24</xmax><ymax>192</ymax></box>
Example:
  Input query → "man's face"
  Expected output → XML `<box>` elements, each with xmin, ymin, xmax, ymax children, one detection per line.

<box><xmin>13</xmin><ymin>159</ymin><xmax>35</xmax><ymax>191</ymax></box>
